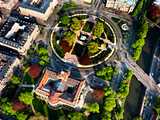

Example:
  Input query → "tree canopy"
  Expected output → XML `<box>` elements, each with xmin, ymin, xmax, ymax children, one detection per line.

<box><xmin>85</xmin><ymin>103</ymin><xmax>100</xmax><ymax>113</ymax></box>
<box><xmin>18</xmin><ymin>91</ymin><xmax>33</xmax><ymax>105</ymax></box>
<box><xmin>11</xmin><ymin>75</ymin><xmax>21</xmax><ymax>85</ymax></box>
<box><xmin>131</xmin><ymin>17</ymin><xmax>149</xmax><ymax>61</ymax></box>
<box><xmin>1</xmin><ymin>101</ymin><xmax>15</xmax><ymax>115</ymax></box>
<box><xmin>16</xmin><ymin>112</ymin><xmax>28</xmax><ymax>120</ymax></box>
<box><xmin>64</xmin><ymin>31</ymin><xmax>76</xmax><ymax>46</ymax></box>
<box><xmin>96</xmin><ymin>66</ymin><xmax>114</xmax><ymax>81</ymax></box>
<box><xmin>131</xmin><ymin>0</ymin><xmax>145</xmax><ymax>17</ymax></box>
<box><xmin>87</xmin><ymin>41</ymin><xmax>99</xmax><ymax>55</ymax></box>
<box><xmin>28</xmin><ymin>113</ymin><xmax>48</xmax><ymax>120</ymax></box>
<box><xmin>93</xmin><ymin>21</ymin><xmax>104</xmax><ymax>37</ymax></box>
<box><xmin>60</xmin><ymin>15</ymin><xmax>70</xmax><ymax>25</ymax></box>
<box><xmin>71</xmin><ymin>17</ymin><xmax>82</xmax><ymax>31</ymax></box>
<box><xmin>68</xmin><ymin>112</ymin><xmax>86</xmax><ymax>120</ymax></box>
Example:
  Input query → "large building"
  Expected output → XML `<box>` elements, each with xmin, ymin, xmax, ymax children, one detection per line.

<box><xmin>35</xmin><ymin>69</ymin><xmax>86</xmax><ymax>108</ymax></box>
<box><xmin>0</xmin><ymin>47</ymin><xmax>19</xmax><ymax>94</ymax></box>
<box><xmin>105</xmin><ymin>0</ymin><xmax>138</xmax><ymax>13</ymax></box>
<box><xmin>0</xmin><ymin>0</ymin><xmax>19</xmax><ymax>10</ymax></box>
<box><xmin>19</xmin><ymin>0</ymin><xmax>60</xmax><ymax>22</ymax></box>
<box><xmin>0</xmin><ymin>15</ymin><xmax>39</xmax><ymax>55</ymax></box>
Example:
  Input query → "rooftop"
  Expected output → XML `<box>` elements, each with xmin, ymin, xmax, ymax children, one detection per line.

<box><xmin>0</xmin><ymin>15</ymin><xmax>37</xmax><ymax>51</ymax></box>
<box><xmin>35</xmin><ymin>69</ymin><xmax>85</xmax><ymax>107</ymax></box>
<box><xmin>19</xmin><ymin>0</ymin><xmax>53</xmax><ymax>13</ymax></box>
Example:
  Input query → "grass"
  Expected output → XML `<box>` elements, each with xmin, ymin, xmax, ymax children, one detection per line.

<box><xmin>111</xmin><ymin>17</ymin><xmax>120</xmax><ymax>23</ymax></box>
<box><xmin>82</xmin><ymin>21</ymin><xmax>94</xmax><ymax>33</ymax></box>
<box><xmin>77</xmin><ymin>15</ymin><xmax>89</xmax><ymax>20</ymax></box>
<box><xmin>103</xmin><ymin>23</ymin><xmax>114</xmax><ymax>43</ymax></box>
<box><xmin>53</xmin><ymin>34</ymin><xmax>65</xmax><ymax>58</ymax></box>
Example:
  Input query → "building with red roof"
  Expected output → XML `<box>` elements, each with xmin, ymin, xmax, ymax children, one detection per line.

<box><xmin>34</xmin><ymin>69</ymin><xmax>86</xmax><ymax>108</ymax></box>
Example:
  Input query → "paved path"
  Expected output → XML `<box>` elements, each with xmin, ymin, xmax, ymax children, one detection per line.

<box><xmin>20</xmin><ymin>84</ymin><xmax>35</xmax><ymax>88</ymax></box>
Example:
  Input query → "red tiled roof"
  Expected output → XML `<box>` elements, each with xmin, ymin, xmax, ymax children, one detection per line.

<box><xmin>35</xmin><ymin>69</ymin><xmax>85</xmax><ymax>107</ymax></box>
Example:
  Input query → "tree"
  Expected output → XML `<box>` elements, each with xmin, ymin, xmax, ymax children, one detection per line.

<box><xmin>133</xmin><ymin>116</ymin><xmax>143</xmax><ymax>120</ymax></box>
<box><xmin>132</xmin><ymin>46</ymin><xmax>142</xmax><ymax>61</ymax></box>
<box><xmin>137</xmin><ymin>18</ymin><xmax>148</xmax><ymax>39</ymax></box>
<box><xmin>60</xmin><ymin>15</ymin><xmax>70</xmax><ymax>25</ymax></box>
<box><xmin>104</xmin><ymin>97</ymin><xmax>116</xmax><ymax>112</ymax></box>
<box><xmin>19</xmin><ymin>92</ymin><xmax>33</xmax><ymax>105</ymax></box>
<box><xmin>103</xmin><ymin>87</ymin><xmax>116</xmax><ymax>112</ymax></box>
<box><xmin>96</xmin><ymin>66</ymin><xmax>114</xmax><ymax>81</ymax></box>
<box><xmin>18</xmin><ymin>91</ymin><xmax>35</xmax><ymax>114</ymax></box>
<box><xmin>96</xmin><ymin>67</ymin><xmax>107</xmax><ymax>80</ymax></box>
<box><xmin>102</xmin><ymin>112</ymin><xmax>111</xmax><ymax>120</ymax></box>
<box><xmin>85</xmin><ymin>103</ymin><xmax>99</xmax><ymax>113</ymax></box>
<box><xmin>125</xmin><ymin>69</ymin><xmax>133</xmax><ymax>81</ymax></box>
<box><xmin>1</xmin><ymin>101</ymin><xmax>16</xmax><ymax>115</ymax></box>
<box><xmin>28</xmin><ymin>113</ymin><xmax>48</xmax><ymax>120</ymax></box>
<box><xmin>37</xmin><ymin>47</ymin><xmax>48</xmax><ymax>56</ymax></box>
<box><xmin>117</xmin><ymin>69</ymin><xmax>132</xmax><ymax>99</ymax></box>
<box><xmin>131</xmin><ymin>17</ymin><xmax>148</xmax><ymax>61</ymax></box>
<box><xmin>93</xmin><ymin>21</ymin><xmax>104</xmax><ymax>37</ymax></box>
<box><xmin>104</xmin><ymin>87</ymin><xmax>113</xmax><ymax>97</ymax></box>
<box><xmin>87</xmin><ymin>41</ymin><xmax>99</xmax><ymax>55</ymax></box>
<box><xmin>68</xmin><ymin>112</ymin><xmax>86</xmax><ymax>120</ymax></box>
<box><xmin>71</xmin><ymin>17</ymin><xmax>82</xmax><ymax>31</ymax></box>
<box><xmin>64</xmin><ymin>31</ymin><xmax>76</xmax><ymax>46</ymax></box>
<box><xmin>16</xmin><ymin>112</ymin><xmax>28</xmax><ymax>120</ymax></box>
<box><xmin>131</xmin><ymin>0</ymin><xmax>144</xmax><ymax>17</ymax></box>
<box><xmin>115</xmin><ymin>106</ymin><xmax>124</xmax><ymax>120</ymax></box>
<box><xmin>118</xmin><ymin>83</ymin><xmax>129</xmax><ymax>99</ymax></box>
<box><xmin>11</xmin><ymin>75</ymin><xmax>21</xmax><ymax>85</ymax></box>
<box><xmin>131</xmin><ymin>38</ymin><xmax>145</xmax><ymax>48</ymax></box>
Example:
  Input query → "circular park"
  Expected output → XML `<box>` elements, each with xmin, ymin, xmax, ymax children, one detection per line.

<box><xmin>50</xmin><ymin>12</ymin><xmax>119</xmax><ymax>68</ymax></box>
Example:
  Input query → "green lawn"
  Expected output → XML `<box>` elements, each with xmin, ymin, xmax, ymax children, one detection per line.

<box><xmin>82</xmin><ymin>21</ymin><xmax>94</xmax><ymax>33</ymax></box>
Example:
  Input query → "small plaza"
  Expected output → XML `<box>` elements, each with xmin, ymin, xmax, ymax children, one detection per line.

<box><xmin>51</xmin><ymin>12</ymin><xmax>118</xmax><ymax>68</ymax></box>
